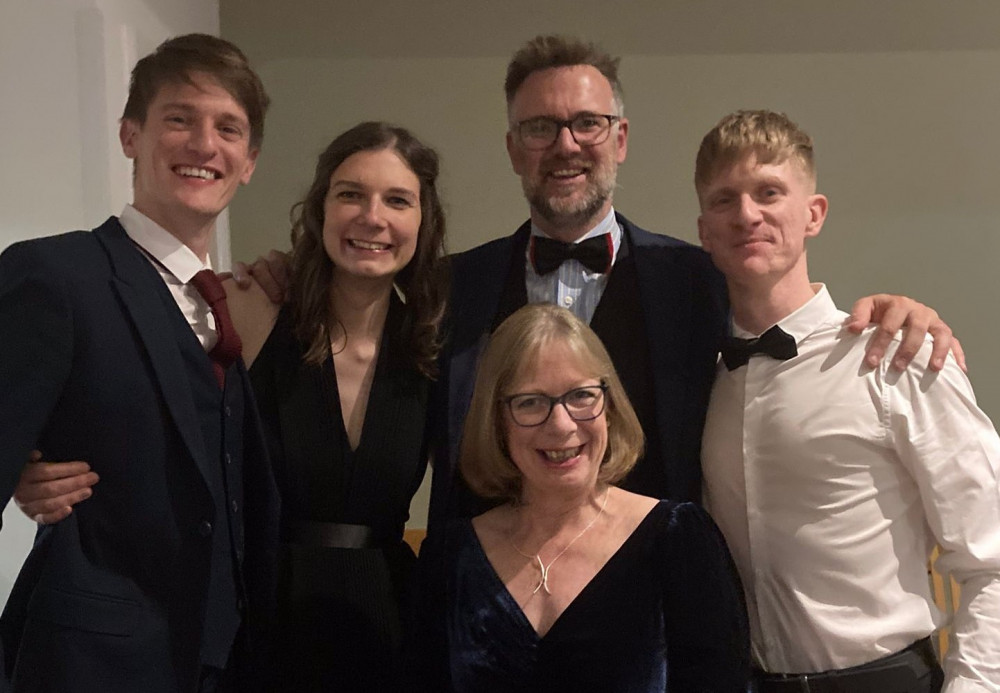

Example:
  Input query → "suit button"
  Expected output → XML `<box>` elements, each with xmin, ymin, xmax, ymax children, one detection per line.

<box><xmin>225</xmin><ymin>453</ymin><xmax>232</xmax><ymax>465</ymax></box>
<box><xmin>198</xmin><ymin>520</ymin><xmax>213</xmax><ymax>537</ymax></box>
<box><xmin>225</xmin><ymin>405</ymin><xmax>232</xmax><ymax>417</ymax></box>
<box><xmin>231</xmin><ymin>500</ymin><xmax>239</xmax><ymax>513</ymax></box>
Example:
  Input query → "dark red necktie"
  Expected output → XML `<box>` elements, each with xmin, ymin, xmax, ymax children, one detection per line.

<box><xmin>190</xmin><ymin>269</ymin><xmax>242</xmax><ymax>388</ymax></box>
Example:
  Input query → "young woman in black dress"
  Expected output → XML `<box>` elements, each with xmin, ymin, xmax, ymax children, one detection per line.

<box><xmin>231</xmin><ymin>121</ymin><xmax>447</xmax><ymax>691</ymax></box>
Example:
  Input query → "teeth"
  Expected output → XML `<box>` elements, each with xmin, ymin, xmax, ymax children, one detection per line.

<box><xmin>176</xmin><ymin>166</ymin><xmax>217</xmax><ymax>180</ymax></box>
<box><xmin>349</xmin><ymin>240</ymin><xmax>390</xmax><ymax>251</ymax></box>
<box><xmin>543</xmin><ymin>445</ymin><xmax>583</xmax><ymax>462</ymax></box>
<box><xmin>551</xmin><ymin>169</ymin><xmax>584</xmax><ymax>178</ymax></box>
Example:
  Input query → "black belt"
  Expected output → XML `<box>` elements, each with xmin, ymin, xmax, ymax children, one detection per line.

<box><xmin>755</xmin><ymin>637</ymin><xmax>942</xmax><ymax>693</ymax></box>
<box><xmin>282</xmin><ymin>520</ymin><xmax>381</xmax><ymax>549</ymax></box>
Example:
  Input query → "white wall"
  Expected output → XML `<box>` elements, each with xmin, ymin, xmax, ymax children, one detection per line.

<box><xmin>221</xmin><ymin>1</ymin><xmax>1000</xmax><ymax>531</ymax></box>
<box><xmin>0</xmin><ymin>0</ymin><xmax>219</xmax><ymax>608</ymax></box>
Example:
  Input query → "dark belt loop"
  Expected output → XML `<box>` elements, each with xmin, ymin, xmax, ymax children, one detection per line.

<box><xmin>799</xmin><ymin>674</ymin><xmax>809</xmax><ymax>693</ymax></box>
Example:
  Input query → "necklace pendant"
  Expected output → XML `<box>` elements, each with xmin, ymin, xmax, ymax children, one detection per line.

<box><xmin>530</xmin><ymin>555</ymin><xmax>547</xmax><ymax>595</ymax></box>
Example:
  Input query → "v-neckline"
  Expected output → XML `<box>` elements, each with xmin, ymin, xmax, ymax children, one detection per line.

<box><xmin>469</xmin><ymin>500</ymin><xmax>663</xmax><ymax>640</ymax></box>
<box><xmin>323</xmin><ymin>299</ymin><xmax>395</xmax><ymax>456</ymax></box>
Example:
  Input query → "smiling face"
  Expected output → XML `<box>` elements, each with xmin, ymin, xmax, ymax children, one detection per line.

<box><xmin>120</xmin><ymin>72</ymin><xmax>258</xmax><ymax>244</ymax></box>
<box><xmin>506</xmin><ymin>65</ymin><xmax>628</xmax><ymax>242</ymax></box>
<box><xmin>697</xmin><ymin>155</ymin><xmax>827</xmax><ymax>297</ymax></box>
<box><xmin>502</xmin><ymin>339</ymin><xmax>608</xmax><ymax>500</ymax></box>
<box><xmin>321</xmin><ymin>147</ymin><xmax>421</xmax><ymax>285</ymax></box>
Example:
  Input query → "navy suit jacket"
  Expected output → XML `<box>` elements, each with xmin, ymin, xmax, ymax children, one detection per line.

<box><xmin>0</xmin><ymin>218</ymin><xmax>279</xmax><ymax>693</ymax></box>
<box><xmin>428</xmin><ymin>213</ymin><xmax>728</xmax><ymax>528</ymax></box>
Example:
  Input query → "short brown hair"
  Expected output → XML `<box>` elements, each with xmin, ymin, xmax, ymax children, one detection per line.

<box><xmin>695</xmin><ymin>110</ymin><xmax>815</xmax><ymax>194</ymax></box>
<box><xmin>504</xmin><ymin>35</ymin><xmax>624</xmax><ymax>116</ymax></box>
<box><xmin>459</xmin><ymin>304</ymin><xmax>644</xmax><ymax>503</ymax></box>
<box><xmin>288</xmin><ymin>121</ymin><xmax>448</xmax><ymax>379</ymax></box>
<box><xmin>122</xmin><ymin>33</ymin><xmax>269</xmax><ymax>150</ymax></box>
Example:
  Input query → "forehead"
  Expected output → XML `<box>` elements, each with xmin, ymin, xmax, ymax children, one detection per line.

<box><xmin>146</xmin><ymin>73</ymin><xmax>249</xmax><ymax>123</ymax></box>
<box><xmin>329</xmin><ymin>148</ymin><xmax>419</xmax><ymax>191</ymax></box>
<box><xmin>509</xmin><ymin>336</ymin><xmax>600</xmax><ymax>389</ymax></box>
<box><xmin>509</xmin><ymin>65</ymin><xmax>616</xmax><ymax>119</ymax></box>
<box><xmin>702</xmin><ymin>155</ymin><xmax>812</xmax><ymax>192</ymax></box>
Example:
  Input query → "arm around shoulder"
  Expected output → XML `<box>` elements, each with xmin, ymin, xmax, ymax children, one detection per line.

<box><xmin>223</xmin><ymin>275</ymin><xmax>279</xmax><ymax>368</ymax></box>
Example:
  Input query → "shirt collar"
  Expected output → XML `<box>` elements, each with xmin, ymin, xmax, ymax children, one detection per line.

<box><xmin>119</xmin><ymin>204</ymin><xmax>210</xmax><ymax>282</ymax></box>
<box><xmin>527</xmin><ymin>207</ymin><xmax>622</xmax><ymax>263</ymax></box>
<box><xmin>732</xmin><ymin>283</ymin><xmax>838</xmax><ymax>344</ymax></box>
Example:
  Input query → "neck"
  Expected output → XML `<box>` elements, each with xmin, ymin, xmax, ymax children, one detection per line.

<box><xmin>328</xmin><ymin>273</ymin><xmax>393</xmax><ymax>341</ymax></box>
<box><xmin>530</xmin><ymin>203</ymin><xmax>612</xmax><ymax>244</ymax></box>
<box><xmin>514</xmin><ymin>484</ymin><xmax>607</xmax><ymax>536</ymax></box>
<box><xmin>728</xmin><ymin>268</ymin><xmax>816</xmax><ymax>334</ymax></box>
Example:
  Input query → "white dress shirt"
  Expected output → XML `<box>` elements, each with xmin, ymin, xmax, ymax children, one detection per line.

<box><xmin>119</xmin><ymin>204</ymin><xmax>218</xmax><ymax>351</ymax></box>
<box><xmin>702</xmin><ymin>284</ymin><xmax>1000</xmax><ymax>693</ymax></box>
<box><xmin>524</xmin><ymin>207</ymin><xmax>621</xmax><ymax>323</ymax></box>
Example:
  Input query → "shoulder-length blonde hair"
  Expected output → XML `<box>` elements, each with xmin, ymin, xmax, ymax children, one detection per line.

<box><xmin>459</xmin><ymin>303</ymin><xmax>644</xmax><ymax>503</ymax></box>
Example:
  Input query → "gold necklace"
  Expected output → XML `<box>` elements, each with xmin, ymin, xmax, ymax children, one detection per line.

<box><xmin>508</xmin><ymin>488</ymin><xmax>610</xmax><ymax>595</ymax></box>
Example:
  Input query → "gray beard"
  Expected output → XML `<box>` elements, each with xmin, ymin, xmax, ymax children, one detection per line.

<box><xmin>522</xmin><ymin>175</ymin><xmax>616</xmax><ymax>234</ymax></box>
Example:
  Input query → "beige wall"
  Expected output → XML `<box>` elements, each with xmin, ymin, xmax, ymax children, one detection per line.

<box><xmin>222</xmin><ymin>2</ymin><xmax>1000</xmax><ymax>526</ymax></box>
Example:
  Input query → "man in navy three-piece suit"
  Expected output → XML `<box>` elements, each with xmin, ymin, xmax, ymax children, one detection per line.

<box><xmin>427</xmin><ymin>35</ymin><xmax>956</xmax><ymax>527</ymax></box>
<box><xmin>0</xmin><ymin>35</ymin><xmax>278</xmax><ymax>692</ymax></box>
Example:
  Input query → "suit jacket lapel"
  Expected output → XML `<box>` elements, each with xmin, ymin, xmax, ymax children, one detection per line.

<box><xmin>622</xmin><ymin>217</ymin><xmax>693</xmax><ymax>483</ymax></box>
<box><xmin>446</xmin><ymin>224</ymin><xmax>530</xmax><ymax>461</ymax></box>
<box><xmin>93</xmin><ymin>219</ymin><xmax>211</xmax><ymax>479</ymax></box>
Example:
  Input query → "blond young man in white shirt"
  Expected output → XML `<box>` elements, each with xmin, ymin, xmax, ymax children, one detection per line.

<box><xmin>697</xmin><ymin>110</ymin><xmax>1000</xmax><ymax>693</ymax></box>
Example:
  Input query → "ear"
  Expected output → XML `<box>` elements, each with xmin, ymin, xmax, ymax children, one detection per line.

<box><xmin>240</xmin><ymin>147</ymin><xmax>260</xmax><ymax>185</ymax></box>
<box><xmin>506</xmin><ymin>129</ymin><xmax>524</xmax><ymax>176</ymax></box>
<box><xmin>804</xmin><ymin>194</ymin><xmax>829</xmax><ymax>239</ymax></box>
<box><xmin>615</xmin><ymin>117</ymin><xmax>629</xmax><ymax>165</ymax></box>
<box><xmin>119</xmin><ymin>119</ymin><xmax>140</xmax><ymax>159</ymax></box>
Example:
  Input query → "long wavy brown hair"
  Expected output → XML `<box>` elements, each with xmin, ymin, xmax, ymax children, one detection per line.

<box><xmin>288</xmin><ymin>121</ymin><xmax>448</xmax><ymax>378</ymax></box>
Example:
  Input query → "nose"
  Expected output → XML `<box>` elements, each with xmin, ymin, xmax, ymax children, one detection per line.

<box><xmin>545</xmin><ymin>400</ymin><xmax>578</xmax><ymax>433</ymax></box>
<box><xmin>360</xmin><ymin>197</ymin><xmax>388</xmax><ymax>228</ymax></box>
<box><xmin>186</xmin><ymin>120</ymin><xmax>218</xmax><ymax>155</ymax></box>
<box><xmin>736</xmin><ymin>194</ymin><xmax>763</xmax><ymax>227</ymax></box>
<box><xmin>551</xmin><ymin>123</ymin><xmax>582</xmax><ymax>155</ymax></box>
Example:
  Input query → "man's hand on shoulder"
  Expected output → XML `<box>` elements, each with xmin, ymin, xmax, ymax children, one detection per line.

<box><xmin>847</xmin><ymin>294</ymin><xmax>965</xmax><ymax>373</ymax></box>
<box><xmin>14</xmin><ymin>452</ymin><xmax>99</xmax><ymax>524</ymax></box>
<box><xmin>229</xmin><ymin>249</ymin><xmax>291</xmax><ymax>305</ymax></box>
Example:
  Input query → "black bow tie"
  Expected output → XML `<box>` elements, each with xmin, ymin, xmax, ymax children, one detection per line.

<box><xmin>530</xmin><ymin>234</ymin><xmax>613</xmax><ymax>275</ymax></box>
<box><xmin>720</xmin><ymin>325</ymin><xmax>798</xmax><ymax>371</ymax></box>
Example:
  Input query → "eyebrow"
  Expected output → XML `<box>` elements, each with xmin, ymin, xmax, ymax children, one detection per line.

<box><xmin>330</xmin><ymin>180</ymin><xmax>419</xmax><ymax>199</ymax></box>
<box><xmin>158</xmin><ymin>102</ymin><xmax>249</xmax><ymax>126</ymax></box>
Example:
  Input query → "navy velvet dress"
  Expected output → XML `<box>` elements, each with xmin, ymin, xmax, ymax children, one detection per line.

<box><xmin>408</xmin><ymin>500</ymin><xmax>749</xmax><ymax>692</ymax></box>
<box><xmin>251</xmin><ymin>298</ymin><xmax>429</xmax><ymax>692</ymax></box>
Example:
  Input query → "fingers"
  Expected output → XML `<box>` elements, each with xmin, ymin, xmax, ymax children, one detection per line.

<box><xmin>949</xmin><ymin>336</ymin><xmax>967</xmax><ymax>374</ymax></box>
<box><xmin>923</xmin><ymin>321</ymin><xmax>959</xmax><ymax>373</ymax></box>
<box><xmin>846</xmin><ymin>295</ymin><xmax>882</xmax><ymax>335</ymax></box>
<box><xmin>887</xmin><ymin>303</ymin><xmax>939</xmax><ymax>372</ymax></box>
<box><xmin>851</xmin><ymin>294</ymin><xmax>957</xmax><ymax>372</ymax></box>
<box><xmin>230</xmin><ymin>261</ymin><xmax>253</xmax><ymax>289</ymax></box>
<box><xmin>251</xmin><ymin>249</ymin><xmax>291</xmax><ymax>305</ymax></box>
<box><xmin>856</xmin><ymin>298</ymin><xmax>914</xmax><ymax>368</ymax></box>
<box><xmin>14</xmin><ymin>460</ymin><xmax>99</xmax><ymax>525</ymax></box>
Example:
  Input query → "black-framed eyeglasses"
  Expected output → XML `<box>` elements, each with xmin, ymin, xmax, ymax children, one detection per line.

<box><xmin>513</xmin><ymin>114</ymin><xmax>620</xmax><ymax>150</ymax></box>
<box><xmin>502</xmin><ymin>382</ymin><xmax>608</xmax><ymax>427</ymax></box>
